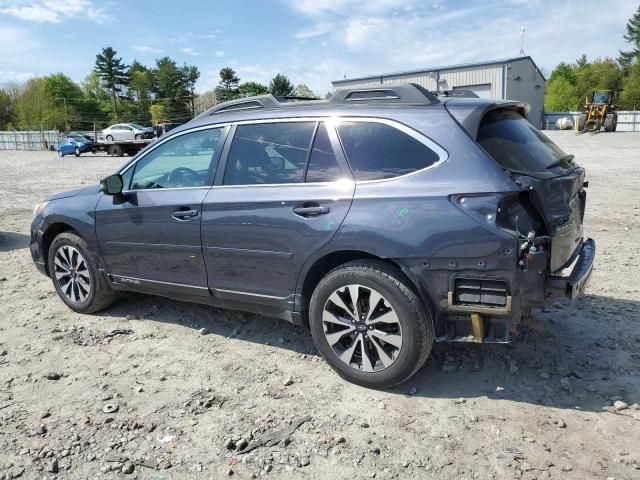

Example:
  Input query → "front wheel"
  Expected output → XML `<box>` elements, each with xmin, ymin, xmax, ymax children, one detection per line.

<box><xmin>57</xmin><ymin>150</ymin><xmax>64</xmax><ymax>157</ymax></box>
<box><xmin>48</xmin><ymin>232</ymin><xmax>117</xmax><ymax>313</ymax></box>
<box><xmin>106</xmin><ymin>135</ymin><xmax>113</xmax><ymax>141</ymax></box>
<box><xmin>309</xmin><ymin>260</ymin><xmax>434</xmax><ymax>388</ymax></box>
<box><xmin>74</xmin><ymin>147</ymin><xmax>81</xmax><ymax>157</ymax></box>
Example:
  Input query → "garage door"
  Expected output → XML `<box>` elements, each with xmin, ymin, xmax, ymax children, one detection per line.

<box><xmin>453</xmin><ymin>83</ymin><xmax>492</xmax><ymax>99</ymax></box>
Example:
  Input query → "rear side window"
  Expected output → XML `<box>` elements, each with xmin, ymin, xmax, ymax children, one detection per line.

<box><xmin>336</xmin><ymin>121</ymin><xmax>440</xmax><ymax>181</ymax></box>
<box><xmin>305</xmin><ymin>123</ymin><xmax>342</xmax><ymax>183</ymax></box>
<box><xmin>477</xmin><ymin>109</ymin><xmax>575</xmax><ymax>178</ymax></box>
<box><xmin>224</xmin><ymin>122</ymin><xmax>315</xmax><ymax>185</ymax></box>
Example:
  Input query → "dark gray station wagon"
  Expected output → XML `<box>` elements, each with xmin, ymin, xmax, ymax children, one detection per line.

<box><xmin>31</xmin><ymin>84</ymin><xmax>595</xmax><ymax>388</ymax></box>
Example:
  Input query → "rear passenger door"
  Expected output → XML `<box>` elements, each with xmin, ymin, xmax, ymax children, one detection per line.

<box><xmin>201</xmin><ymin>119</ymin><xmax>355</xmax><ymax>303</ymax></box>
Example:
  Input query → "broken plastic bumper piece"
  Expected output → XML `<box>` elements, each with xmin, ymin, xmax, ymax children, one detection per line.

<box><xmin>546</xmin><ymin>238</ymin><xmax>595</xmax><ymax>300</ymax></box>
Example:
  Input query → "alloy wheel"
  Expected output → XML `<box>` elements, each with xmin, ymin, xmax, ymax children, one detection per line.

<box><xmin>53</xmin><ymin>245</ymin><xmax>91</xmax><ymax>303</ymax></box>
<box><xmin>322</xmin><ymin>284</ymin><xmax>403</xmax><ymax>372</ymax></box>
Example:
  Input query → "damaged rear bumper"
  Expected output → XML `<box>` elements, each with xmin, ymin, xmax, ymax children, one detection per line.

<box><xmin>546</xmin><ymin>238</ymin><xmax>595</xmax><ymax>300</ymax></box>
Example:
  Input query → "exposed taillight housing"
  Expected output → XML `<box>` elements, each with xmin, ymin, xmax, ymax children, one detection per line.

<box><xmin>451</xmin><ymin>192</ymin><xmax>545</xmax><ymax>237</ymax></box>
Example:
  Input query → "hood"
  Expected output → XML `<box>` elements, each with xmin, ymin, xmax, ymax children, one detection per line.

<box><xmin>46</xmin><ymin>184</ymin><xmax>100</xmax><ymax>201</ymax></box>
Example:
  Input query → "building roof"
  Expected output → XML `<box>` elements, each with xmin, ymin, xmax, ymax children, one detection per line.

<box><xmin>332</xmin><ymin>55</ymin><xmax>546</xmax><ymax>85</ymax></box>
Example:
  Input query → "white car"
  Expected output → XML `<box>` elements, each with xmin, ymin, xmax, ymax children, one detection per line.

<box><xmin>101</xmin><ymin>123</ymin><xmax>154</xmax><ymax>141</ymax></box>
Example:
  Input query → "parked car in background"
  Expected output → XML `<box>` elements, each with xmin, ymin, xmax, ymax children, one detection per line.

<box><xmin>32</xmin><ymin>84</ymin><xmax>595</xmax><ymax>388</ymax></box>
<box><xmin>155</xmin><ymin>122</ymin><xmax>182</xmax><ymax>138</ymax></box>
<box><xmin>57</xmin><ymin>135</ymin><xmax>93</xmax><ymax>157</ymax></box>
<box><xmin>102</xmin><ymin>123</ymin><xmax>154</xmax><ymax>141</ymax></box>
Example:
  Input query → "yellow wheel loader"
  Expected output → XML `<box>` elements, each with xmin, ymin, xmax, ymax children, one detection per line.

<box><xmin>577</xmin><ymin>90</ymin><xmax>617</xmax><ymax>133</ymax></box>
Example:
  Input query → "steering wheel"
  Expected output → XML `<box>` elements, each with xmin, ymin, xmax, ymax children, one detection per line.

<box><xmin>167</xmin><ymin>166</ymin><xmax>200</xmax><ymax>186</ymax></box>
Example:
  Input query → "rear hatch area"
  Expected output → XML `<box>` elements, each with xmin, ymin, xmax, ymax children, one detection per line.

<box><xmin>468</xmin><ymin>106</ymin><xmax>587</xmax><ymax>272</ymax></box>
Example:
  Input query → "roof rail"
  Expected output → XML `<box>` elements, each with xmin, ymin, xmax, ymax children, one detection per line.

<box><xmin>329</xmin><ymin>83</ymin><xmax>439</xmax><ymax>105</ymax></box>
<box><xmin>434</xmin><ymin>89</ymin><xmax>479</xmax><ymax>98</ymax></box>
<box><xmin>194</xmin><ymin>94</ymin><xmax>281</xmax><ymax>119</ymax></box>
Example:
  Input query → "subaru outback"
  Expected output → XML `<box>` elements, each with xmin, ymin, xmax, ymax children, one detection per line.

<box><xmin>30</xmin><ymin>84</ymin><xmax>595</xmax><ymax>388</ymax></box>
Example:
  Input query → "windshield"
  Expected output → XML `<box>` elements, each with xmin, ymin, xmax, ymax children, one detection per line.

<box><xmin>592</xmin><ymin>91</ymin><xmax>610</xmax><ymax>104</ymax></box>
<box><xmin>130</xmin><ymin>124</ymin><xmax>145</xmax><ymax>130</ymax></box>
<box><xmin>477</xmin><ymin>109</ymin><xmax>575</xmax><ymax>178</ymax></box>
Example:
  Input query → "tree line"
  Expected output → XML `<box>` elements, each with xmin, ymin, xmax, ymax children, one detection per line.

<box><xmin>545</xmin><ymin>5</ymin><xmax>640</xmax><ymax>111</ymax></box>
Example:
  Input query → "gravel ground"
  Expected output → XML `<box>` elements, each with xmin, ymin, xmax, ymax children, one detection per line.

<box><xmin>0</xmin><ymin>132</ymin><xmax>639</xmax><ymax>480</ymax></box>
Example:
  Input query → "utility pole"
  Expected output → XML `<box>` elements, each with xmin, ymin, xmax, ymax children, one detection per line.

<box><xmin>63</xmin><ymin>98</ymin><xmax>68</xmax><ymax>132</ymax></box>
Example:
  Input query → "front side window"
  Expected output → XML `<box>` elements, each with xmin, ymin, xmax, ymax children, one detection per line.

<box><xmin>336</xmin><ymin>121</ymin><xmax>440</xmax><ymax>181</ymax></box>
<box><xmin>129</xmin><ymin>127</ymin><xmax>223</xmax><ymax>190</ymax></box>
<box><xmin>223</xmin><ymin>122</ymin><xmax>316</xmax><ymax>185</ymax></box>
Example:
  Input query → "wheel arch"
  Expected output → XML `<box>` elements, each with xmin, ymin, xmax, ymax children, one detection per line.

<box><xmin>297</xmin><ymin>249</ymin><xmax>432</xmax><ymax>325</ymax></box>
<box><xmin>41</xmin><ymin>222</ymin><xmax>77</xmax><ymax>276</ymax></box>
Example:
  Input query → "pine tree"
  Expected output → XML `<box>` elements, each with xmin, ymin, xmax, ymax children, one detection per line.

<box><xmin>618</xmin><ymin>5</ymin><xmax>640</xmax><ymax>69</ymax></box>
<box><xmin>215</xmin><ymin>67</ymin><xmax>240</xmax><ymax>102</ymax></box>
<box><xmin>269</xmin><ymin>74</ymin><xmax>294</xmax><ymax>96</ymax></box>
<box><xmin>94</xmin><ymin>47</ymin><xmax>129</xmax><ymax>120</ymax></box>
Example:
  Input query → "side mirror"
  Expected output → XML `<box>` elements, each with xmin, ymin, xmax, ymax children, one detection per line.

<box><xmin>100</xmin><ymin>173</ymin><xmax>124</xmax><ymax>195</ymax></box>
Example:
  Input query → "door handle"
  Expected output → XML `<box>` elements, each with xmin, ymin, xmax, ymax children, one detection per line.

<box><xmin>293</xmin><ymin>203</ymin><xmax>330</xmax><ymax>218</ymax></box>
<box><xmin>172</xmin><ymin>209</ymin><xmax>199</xmax><ymax>220</ymax></box>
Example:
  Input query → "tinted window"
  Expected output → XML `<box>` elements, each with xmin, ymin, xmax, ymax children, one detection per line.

<box><xmin>224</xmin><ymin>122</ymin><xmax>315</xmax><ymax>185</ymax></box>
<box><xmin>477</xmin><ymin>109</ymin><xmax>575</xmax><ymax>178</ymax></box>
<box><xmin>336</xmin><ymin>122</ymin><xmax>439</xmax><ymax>181</ymax></box>
<box><xmin>305</xmin><ymin>123</ymin><xmax>342</xmax><ymax>183</ymax></box>
<box><xmin>129</xmin><ymin>127</ymin><xmax>223</xmax><ymax>190</ymax></box>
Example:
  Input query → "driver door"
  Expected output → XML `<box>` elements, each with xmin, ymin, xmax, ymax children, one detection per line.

<box><xmin>95</xmin><ymin>126</ymin><xmax>228</xmax><ymax>295</ymax></box>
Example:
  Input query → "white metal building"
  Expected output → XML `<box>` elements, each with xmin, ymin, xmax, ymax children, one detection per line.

<box><xmin>332</xmin><ymin>56</ymin><xmax>546</xmax><ymax>127</ymax></box>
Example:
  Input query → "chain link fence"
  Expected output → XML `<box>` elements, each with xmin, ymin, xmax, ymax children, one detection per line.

<box><xmin>0</xmin><ymin>130</ymin><xmax>60</xmax><ymax>151</ymax></box>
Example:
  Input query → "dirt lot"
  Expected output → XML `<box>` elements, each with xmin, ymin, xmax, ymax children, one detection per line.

<box><xmin>0</xmin><ymin>132</ymin><xmax>639</xmax><ymax>480</ymax></box>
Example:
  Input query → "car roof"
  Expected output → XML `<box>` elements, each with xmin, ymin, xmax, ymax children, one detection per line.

<box><xmin>179</xmin><ymin>83</ymin><xmax>521</xmax><ymax>134</ymax></box>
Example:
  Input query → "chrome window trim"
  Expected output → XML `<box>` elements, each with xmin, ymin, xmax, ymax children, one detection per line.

<box><xmin>220</xmin><ymin>116</ymin><xmax>448</xmax><ymax>186</ymax></box>
<box><xmin>118</xmin><ymin>116</ymin><xmax>448</xmax><ymax>191</ymax></box>
<box><xmin>328</xmin><ymin>116</ymin><xmax>449</xmax><ymax>184</ymax></box>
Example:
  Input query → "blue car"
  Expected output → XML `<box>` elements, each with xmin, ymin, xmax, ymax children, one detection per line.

<box><xmin>57</xmin><ymin>135</ymin><xmax>93</xmax><ymax>157</ymax></box>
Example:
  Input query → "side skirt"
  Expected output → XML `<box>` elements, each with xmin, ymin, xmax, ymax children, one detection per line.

<box><xmin>102</xmin><ymin>271</ymin><xmax>305</xmax><ymax>326</ymax></box>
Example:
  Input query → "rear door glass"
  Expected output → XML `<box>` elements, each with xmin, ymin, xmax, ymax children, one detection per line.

<box><xmin>336</xmin><ymin>121</ymin><xmax>440</xmax><ymax>181</ymax></box>
<box><xmin>477</xmin><ymin>109</ymin><xmax>576</xmax><ymax>178</ymax></box>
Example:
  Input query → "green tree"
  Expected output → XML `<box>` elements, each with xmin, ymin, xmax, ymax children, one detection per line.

<box><xmin>127</xmin><ymin>60</ymin><xmax>154</xmax><ymax>124</ymax></box>
<box><xmin>153</xmin><ymin>57</ymin><xmax>191</xmax><ymax>123</ymax></box>
<box><xmin>269</xmin><ymin>74</ymin><xmax>294</xmax><ymax>96</ymax></box>
<box><xmin>549</xmin><ymin>62</ymin><xmax>576</xmax><ymax>84</ymax></box>
<box><xmin>544</xmin><ymin>77</ymin><xmax>579</xmax><ymax>111</ymax></box>
<box><xmin>294</xmin><ymin>84</ymin><xmax>316</xmax><ymax>98</ymax></box>
<box><xmin>619</xmin><ymin>62</ymin><xmax>640</xmax><ymax>109</ymax></box>
<box><xmin>575</xmin><ymin>54</ymin><xmax>588</xmax><ymax>67</ymax></box>
<box><xmin>238</xmin><ymin>81</ymin><xmax>269</xmax><ymax>97</ymax></box>
<box><xmin>181</xmin><ymin>64</ymin><xmax>200</xmax><ymax>115</ymax></box>
<box><xmin>618</xmin><ymin>5</ymin><xmax>640</xmax><ymax>69</ymax></box>
<box><xmin>574</xmin><ymin>58</ymin><xmax>623</xmax><ymax>103</ymax></box>
<box><xmin>83</xmin><ymin>70</ymin><xmax>110</xmax><ymax>101</ymax></box>
<box><xmin>149</xmin><ymin>103</ymin><xmax>167</xmax><ymax>124</ymax></box>
<box><xmin>94</xmin><ymin>47</ymin><xmax>129</xmax><ymax>120</ymax></box>
<box><xmin>0</xmin><ymin>83</ymin><xmax>19</xmax><ymax>129</ymax></box>
<box><xmin>215</xmin><ymin>67</ymin><xmax>240</xmax><ymax>102</ymax></box>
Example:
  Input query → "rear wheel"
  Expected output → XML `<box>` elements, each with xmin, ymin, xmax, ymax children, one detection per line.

<box><xmin>47</xmin><ymin>232</ymin><xmax>117</xmax><ymax>313</ymax></box>
<box><xmin>108</xmin><ymin>144</ymin><xmax>123</xmax><ymax>157</ymax></box>
<box><xmin>309</xmin><ymin>260</ymin><xmax>434</xmax><ymax>388</ymax></box>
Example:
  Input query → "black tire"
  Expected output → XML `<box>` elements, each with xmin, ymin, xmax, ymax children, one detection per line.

<box><xmin>309</xmin><ymin>260</ymin><xmax>434</xmax><ymax>389</ymax></box>
<box><xmin>603</xmin><ymin>114</ymin><xmax>615</xmax><ymax>132</ymax></box>
<box><xmin>135</xmin><ymin>134</ymin><xmax>141</xmax><ymax>140</ymax></box>
<box><xmin>106</xmin><ymin>135</ymin><xmax>114</xmax><ymax>141</ymax></box>
<box><xmin>577</xmin><ymin>114</ymin><xmax>587</xmax><ymax>131</ymax></box>
<box><xmin>585</xmin><ymin>119</ymin><xmax>600</xmax><ymax>133</ymax></box>
<box><xmin>48</xmin><ymin>232</ymin><xmax>117</xmax><ymax>314</ymax></box>
<box><xmin>58</xmin><ymin>150</ymin><xmax>64</xmax><ymax>157</ymax></box>
<box><xmin>108</xmin><ymin>144</ymin><xmax>123</xmax><ymax>157</ymax></box>
<box><xmin>74</xmin><ymin>147</ymin><xmax>81</xmax><ymax>157</ymax></box>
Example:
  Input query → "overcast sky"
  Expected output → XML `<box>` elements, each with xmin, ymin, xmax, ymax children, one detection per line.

<box><xmin>0</xmin><ymin>0</ymin><xmax>637</xmax><ymax>94</ymax></box>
